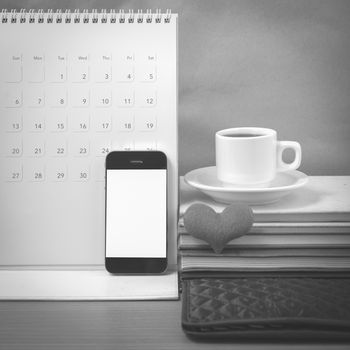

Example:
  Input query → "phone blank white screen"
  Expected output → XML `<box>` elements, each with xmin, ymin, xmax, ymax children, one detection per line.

<box><xmin>106</xmin><ymin>169</ymin><xmax>166</xmax><ymax>258</ymax></box>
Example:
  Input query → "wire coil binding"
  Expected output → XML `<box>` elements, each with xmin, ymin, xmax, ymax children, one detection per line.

<box><xmin>0</xmin><ymin>9</ymin><xmax>173</xmax><ymax>24</ymax></box>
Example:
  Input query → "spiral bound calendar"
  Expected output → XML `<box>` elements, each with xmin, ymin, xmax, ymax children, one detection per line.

<box><xmin>0</xmin><ymin>9</ymin><xmax>178</xmax><ymax>274</ymax></box>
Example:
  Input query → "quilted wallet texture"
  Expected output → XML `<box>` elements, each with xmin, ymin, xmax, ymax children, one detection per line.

<box><xmin>182</xmin><ymin>277</ymin><xmax>350</xmax><ymax>340</ymax></box>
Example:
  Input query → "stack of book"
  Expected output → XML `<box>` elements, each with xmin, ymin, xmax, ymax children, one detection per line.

<box><xmin>178</xmin><ymin>176</ymin><xmax>350</xmax><ymax>276</ymax></box>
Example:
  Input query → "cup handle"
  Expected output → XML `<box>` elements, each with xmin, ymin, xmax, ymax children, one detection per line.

<box><xmin>277</xmin><ymin>141</ymin><xmax>302</xmax><ymax>172</ymax></box>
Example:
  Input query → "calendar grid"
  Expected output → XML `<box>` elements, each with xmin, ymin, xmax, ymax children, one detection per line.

<box><xmin>0</xmin><ymin>10</ymin><xmax>178</xmax><ymax>267</ymax></box>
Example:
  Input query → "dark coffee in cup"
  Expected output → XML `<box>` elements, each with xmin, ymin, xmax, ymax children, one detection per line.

<box><xmin>215</xmin><ymin>127</ymin><xmax>302</xmax><ymax>185</ymax></box>
<box><xmin>224</xmin><ymin>133</ymin><xmax>263</xmax><ymax>138</ymax></box>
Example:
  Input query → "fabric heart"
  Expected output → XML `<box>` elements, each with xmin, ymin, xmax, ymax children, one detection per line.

<box><xmin>183</xmin><ymin>203</ymin><xmax>254</xmax><ymax>254</ymax></box>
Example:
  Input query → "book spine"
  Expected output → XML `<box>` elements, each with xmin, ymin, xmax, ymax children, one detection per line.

<box><xmin>178</xmin><ymin>223</ymin><xmax>350</xmax><ymax>235</ymax></box>
<box><xmin>178</xmin><ymin>234</ymin><xmax>350</xmax><ymax>249</ymax></box>
<box><xmin>180</xmin><ymin>248</ymin><xmax>350</xmax><ymax>257</ymax></box>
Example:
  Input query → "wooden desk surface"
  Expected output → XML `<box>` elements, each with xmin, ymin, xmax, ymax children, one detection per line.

<box><xmin>1</xmin><ymin>300</ymin><xmax>349</xmax><ymax>350</ymax></box>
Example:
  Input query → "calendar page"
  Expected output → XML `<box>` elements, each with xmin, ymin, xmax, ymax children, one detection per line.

<box><xmin>0</xmin><ymin>10</ymin><xmax>178</xmax><ymax>267</ymax></box>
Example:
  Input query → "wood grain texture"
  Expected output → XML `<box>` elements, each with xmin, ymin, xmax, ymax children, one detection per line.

<box><xmin>0</xmin><ymin>301</ymin><xmax>350</xmax><ymax>350</ymax></box>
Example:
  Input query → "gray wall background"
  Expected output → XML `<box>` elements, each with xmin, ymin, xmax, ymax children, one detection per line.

<box><xmin>2</xmin><ymin>0</ymin><xmax>350</xmax><ymax>176</ymax></box>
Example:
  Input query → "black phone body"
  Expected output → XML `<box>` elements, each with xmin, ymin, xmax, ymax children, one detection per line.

<box><xmin>105</xmin><ymin>151</ymin><xmax>168</xmax><ymax>274</ymax></box>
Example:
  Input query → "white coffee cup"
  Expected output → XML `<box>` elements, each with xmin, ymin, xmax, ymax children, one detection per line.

<box><xmin>215</xmin><ymin>127</ymin><xmax>302</xmax><ymax>186</ymax></box>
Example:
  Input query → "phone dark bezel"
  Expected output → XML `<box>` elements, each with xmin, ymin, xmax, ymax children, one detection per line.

<box><xmin>105</xmin><ymin>151</ymin><xmax>168</xmax><ymax>274</ymax></box>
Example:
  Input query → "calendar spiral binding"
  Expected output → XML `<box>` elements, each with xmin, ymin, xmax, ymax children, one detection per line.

<box><xmin>0</xmin><ymin>9</ymin><xmax>172</xmax><ymax>24</ymax></box>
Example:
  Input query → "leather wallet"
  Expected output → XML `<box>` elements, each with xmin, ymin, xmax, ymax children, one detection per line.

<box><xmin>182</xmin><ymin>275</ymin><xmax>350</xmax><ymax>340</ymax></box>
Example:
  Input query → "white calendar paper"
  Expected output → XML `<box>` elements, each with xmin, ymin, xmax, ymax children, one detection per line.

<box><xmin>0</xmin><ymin>10</ymin><xmax>178</xmax><ymax>274</ymax></box>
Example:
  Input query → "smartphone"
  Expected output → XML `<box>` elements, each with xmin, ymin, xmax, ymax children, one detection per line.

<box><xmin>105</xmin><ymin>151</ymin><xmax>168</xmax><ymax>274</ymax></box>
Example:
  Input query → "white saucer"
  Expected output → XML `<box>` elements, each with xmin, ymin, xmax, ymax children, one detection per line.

<box><xmin>184</xmin><ymin>167</ymin><xmax>308</xmax><ymax>205</ymax></box>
